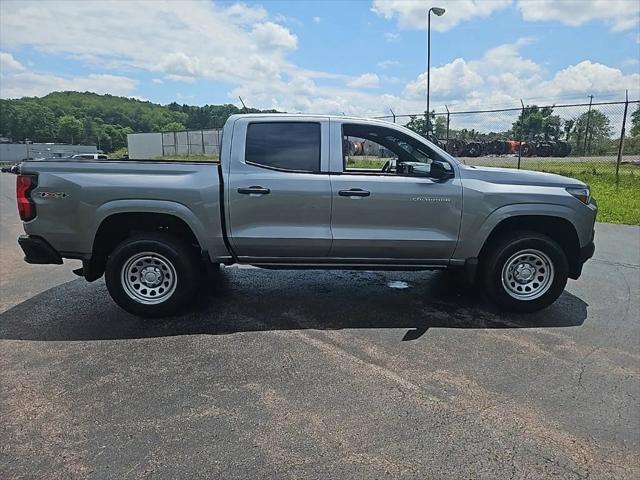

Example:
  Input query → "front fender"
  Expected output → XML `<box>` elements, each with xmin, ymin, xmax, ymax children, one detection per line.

<box><xmin>453</xmin><ymin>203</ymin><xmax>582</xmax><ymax>260</ymax></box>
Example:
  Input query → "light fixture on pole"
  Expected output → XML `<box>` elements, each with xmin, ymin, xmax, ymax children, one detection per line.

<box><xmin>426</xmin><ymin>6</ymin><xmax>445</xmax><ymax>135</ymax></box>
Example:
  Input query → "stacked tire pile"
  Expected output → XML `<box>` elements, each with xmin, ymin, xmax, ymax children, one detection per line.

<box><xmin>442</xmin><ymin>139</ymin><xmax>571</xmax><ymax>158</ymax></box>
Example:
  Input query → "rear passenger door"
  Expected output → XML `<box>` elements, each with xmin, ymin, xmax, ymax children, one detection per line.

<box><xmin>226</xmin><ymin>117</ymin><xmax>332</xmax><ymax>260</ymax></box>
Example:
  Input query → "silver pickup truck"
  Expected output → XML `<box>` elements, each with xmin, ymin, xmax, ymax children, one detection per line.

<box><xmin>13</xmin><ymin>114</ymin><xmax>596</xmax><ymax>317</ymax></box>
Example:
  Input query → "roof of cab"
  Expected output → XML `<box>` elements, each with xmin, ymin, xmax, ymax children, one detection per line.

<box><xmin>226</xmin><ymin>112</ymin><xmax>396</xmax><ymax>126</ymax></box>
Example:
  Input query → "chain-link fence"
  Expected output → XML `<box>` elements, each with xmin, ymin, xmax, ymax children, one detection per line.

<box><xmin>161</xmin><ymin>129</ymin><xmax>222</xmax><ymax>159</ymax></box>
<box><xmin>373</xmin><ymin>99</ymin><xmax>640</xmax><ymax>183</ymax></box>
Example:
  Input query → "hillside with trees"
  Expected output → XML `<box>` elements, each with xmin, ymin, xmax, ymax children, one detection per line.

<box><xmin>0</xmin><ymin>91</ymin><xmax>277</xmax><ymax>152</ymax></box>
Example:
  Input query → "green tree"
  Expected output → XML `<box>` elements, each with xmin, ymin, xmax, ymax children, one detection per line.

<box><xmin>57</xmin><ymin>115</ymin><xmax>83</xmax><ymax>143</ymax></box>
<box><xmin>405</xmin><ymin>110</ymin><xmax>446</xmax><ymax>138</ymax></box>
<box><xmin>0</xmin><ymin>91</ymin><xmax>277</xmax><ymax>146</ymax></box>
<box><xmin>569</xmin><ymin>109</ymin><xmax>612</xmax><ymax>155</ymax></box>
<box><xmin>630</xmin><ymin>104</ymin><xmax>640</xmax><ymax>137</ymax></box>
<box><xmin>511</xmin><ymin>105</ymin><xmax>562</xmax><ymax>141</ymax></box>
<box><xmin>82</xmin><ymin>117</ymin><xmax>96</xmax><ymax>144</ymax></box>
<box><xmin>162</xmin><ymin>121</ymin><xmax>186</xmax><ymax>132</ymax></box>
<box><xmin>563</xmin><ymin>119</ymin><xmax>575</xmax><ymax>140</ymax></box>
<box><xmin>433</xmin><ymin>116</ymin><xmax>447</xmax><ymax>139</ymax></box>
<box><xmin>2</xmin><ymin>101</ymin><xmax>57</xmax><ymax>142</ymax></box>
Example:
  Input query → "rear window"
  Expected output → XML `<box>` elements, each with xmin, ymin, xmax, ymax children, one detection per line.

<box><xmin>245</xmin><ymin>122</ymin><xmax>320</xmax><ymax>173</ymax></box>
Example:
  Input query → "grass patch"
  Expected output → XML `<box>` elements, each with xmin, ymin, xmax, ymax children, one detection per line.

<box><xmin>345</xmin><ymin>156</ymin><xmax>388</xmax><ymax>170</ymax></box>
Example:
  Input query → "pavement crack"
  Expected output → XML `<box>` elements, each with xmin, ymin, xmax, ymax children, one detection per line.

<box><xmin>591</xmin><ymin>258</ymin><xmax>640</xmax><ymax>270</ymax></box>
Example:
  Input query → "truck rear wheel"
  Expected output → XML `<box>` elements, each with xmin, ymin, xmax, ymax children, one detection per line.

<box><xmin>480</xmin><ymin>232</ymin><xmax>568</xmax><ymax>312</ymax></box>
<box><xmin>105</xmin><ymin>233</ymin><xmax>200</xmax><ymax>317</ymax></box>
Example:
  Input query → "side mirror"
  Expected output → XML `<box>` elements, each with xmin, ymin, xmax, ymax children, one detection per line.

<box><xmin>429</xmin><ymin>160</ymin><xmax>454</xmax><ymax>180</ymax></box>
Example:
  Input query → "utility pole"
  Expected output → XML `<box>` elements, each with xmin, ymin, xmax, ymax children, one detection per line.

<box><xmin>426</xmin><ymin>7</ymin><xmax>445</xmax><ymax>135</ymax></box>
<box><xmin>583</xmin><ymin>95</ymin><xmax>594</xmax><ymax>155</ymax></box>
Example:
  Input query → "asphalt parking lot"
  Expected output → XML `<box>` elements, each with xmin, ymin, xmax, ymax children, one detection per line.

<box><xmin>1</xmin><ymin>173</ymin><xmax>639</xmax><ymax>479</ymax></box>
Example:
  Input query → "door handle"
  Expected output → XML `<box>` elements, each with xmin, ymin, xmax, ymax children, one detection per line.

<box><xmin>237</xmin><ymin>186</ymin><xmax>271</xmax><ymax>195</ymax></box>
<box><xmin>338</xmin><ymin>188</ymin><xmax>370</xmax><ymax>198</ymax></box>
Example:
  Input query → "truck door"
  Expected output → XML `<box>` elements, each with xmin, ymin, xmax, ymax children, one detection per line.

<box><xmin>226</xmin><ymin>117</ymin><xmax>332</xmax><ymax>260</ymax></box>
<box><xmin>328</xmin><ymin>121</ymin><xmax>462</xmax><ymax>262</ymax></box>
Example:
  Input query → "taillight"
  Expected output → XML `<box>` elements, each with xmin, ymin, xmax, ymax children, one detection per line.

<box><xmin>16</xmin><ymin>175</ymin><xmax>37</xmax><ymax>221</ymax></box>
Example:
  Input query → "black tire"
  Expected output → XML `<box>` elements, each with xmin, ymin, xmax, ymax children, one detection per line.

<box><xmin>105</xmin><ymin>233</ymin><xmax>201</xmax><ymax>317</ymax></box>
<box><xmin>480</xmin><ymin>231</ymin><xmax>568</xmax><ymax>312</ymax></box>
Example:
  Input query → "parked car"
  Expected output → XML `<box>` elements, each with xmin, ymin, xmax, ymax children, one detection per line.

<box><xmin>13</xmin><ymin>114</ymin><xmax>596</xmax><ymax>317</ymax></box>
<box><xmin>71</xmin><ymin>153</ymin><xmax>109</xmax><ymax>160</ymax></box>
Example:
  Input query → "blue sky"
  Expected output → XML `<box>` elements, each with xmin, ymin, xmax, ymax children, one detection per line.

<box><xmin>0</xmin><ymin>0</ymin><xmax>638</xmax><ymax>116</ymax></box>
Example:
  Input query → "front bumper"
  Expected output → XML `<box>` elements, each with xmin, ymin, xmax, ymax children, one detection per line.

<box><xmin>569</xmin><ymin>229</ymin><xmax>595</xmax><ymax>280</ymax></box>
<box><xmin>579</xmin><ymin>238</ymin><xmax>595</xmax><ymax>264</ymax></box>
<box><xmin>18</xmin><ymin>235</ymin><xmax>63</xmax><ymax>265</ymax></box>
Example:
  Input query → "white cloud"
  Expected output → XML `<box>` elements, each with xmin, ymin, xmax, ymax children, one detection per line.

<box><xmin>622</xmin><ymin>58</ymin><xmax>639</xmax><ymax>66</ymax></box>
<box><xmin>373</xmin><ymin>0</ymin><xmax>639</xmax><ymax>32</ymax></box>
<box><xmin>165</xmin><ymin>74</ymin><xmax>197</xmax><ymax>84</ymax></box>
<box><xmin>372</xmin><ymin>0</ymin><xmax>511</xmax><ymax>32</ymax></box>
<box><xmin>0</xmin><ymin>0</ymin><xmax>299</xmax><ymax>88</ymax></box>
<box><xmin>250</xmin><ymin>22</ymin><xmax>297</xmax><ymax>50</ymax></box>
<box><xmin>377</xmin><ymin>59</ymin><xmax>400</xmax><ymax>69</ymax></box>
<box><xmin>400</xmin><ymin>38</ymin><xmax>639</xmax><ymax>118</ymax></box>
<box><xmin>224</xmin><ymin>3</ymin><xmax>268</xmax><ymax>24</ymax></box>
<box><xmin>540</xmin><ymin>61</ymin><xmax>640</xmax><ymax>99</ymax></box>
<box><xmin>347</xmin><ymin>73</ymin><xmax>380</xmax><ymax>89</ymax></box>
<box><xmin>313</xmin><ymin>16</ymin><xmax>321</xmax><ymax>24</ymax></box>
<box><xmin>384</xmin><ymin>32</ymin><xmax>400</xmax><ymax>42</ymax></box>
<box><xmin>0</xmin><ymin>72</ymin><xmax>137</xmax><ymax>98</ymax></box>
<box><xmin>0</xmin><ymin>51</ymin><xmax>25</xmax><ymax>71</ymax></box>
<box><xmin>404</xmin><ymin>58</ymin><xmax>484</xmax><ymax>100</ymax></box>
<box><xmin>157</xmin><ymin>52</ymin><xmax>203</xmax><ymax>78</ymax></box>
<box><xmin>517</xmin><ymin>0</ymin><xmax>639</xmax><ymax>32</ymax></box>
<box><xmin>151</xmin><ymin>78</ymin><xmax>163</xmax><ymax>84</ymax></box>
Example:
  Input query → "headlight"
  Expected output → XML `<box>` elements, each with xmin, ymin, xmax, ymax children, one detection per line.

<box><xmin>566</xmin><ymin>187</ymin><xmax>590</xmax><ymax>204</ymax></box>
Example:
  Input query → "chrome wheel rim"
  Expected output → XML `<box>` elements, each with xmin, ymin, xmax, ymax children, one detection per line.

<box><xmin>121</xmin><ymin>252</ymin><xmax>177</xmax><ymax>305</ymax></box>
<box><xmin>501</xmin><ymin>249</ymin><xmax>554</xmax><ymax>301</ymax></box>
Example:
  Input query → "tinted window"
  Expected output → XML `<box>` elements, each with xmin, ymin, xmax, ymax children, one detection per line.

<box><xmin>245</xmin><ymin>122</ymin><xmax>320</xmax><ymax>172</ymax></box>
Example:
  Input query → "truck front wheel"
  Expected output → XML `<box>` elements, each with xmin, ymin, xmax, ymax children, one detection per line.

<box><xmin>105</xmin><ymin>233</ymin><xmax>200</xmax><ymax>317</ymax></box>
<box><xmin>480</xmin><ymin>232</ymin><xmax>568</xmax><ymax>312</ymax></box>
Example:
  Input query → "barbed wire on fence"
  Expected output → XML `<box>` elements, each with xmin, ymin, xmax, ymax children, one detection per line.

<box><xmin>368</xmin><ymin>98</ymin><xmax>640</xmax><ymax>180</ymax></box>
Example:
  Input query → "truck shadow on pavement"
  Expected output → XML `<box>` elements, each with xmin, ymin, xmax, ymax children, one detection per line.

<box><xmin>0</xmin><ymin>268</ymin><xmax>588</xmax><ymax>342</ymax></box>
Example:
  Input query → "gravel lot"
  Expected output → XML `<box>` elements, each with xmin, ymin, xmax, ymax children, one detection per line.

<box><xmin>1</xmin><ymin>173</ymin><xmax>639</xmax><ymax>479</ymax></box>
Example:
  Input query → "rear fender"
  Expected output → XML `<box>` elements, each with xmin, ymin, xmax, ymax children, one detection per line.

<box><xmin>92</xmin><ymin>200</ymin><xmax>208</xmax><ymax>255</ymax></box>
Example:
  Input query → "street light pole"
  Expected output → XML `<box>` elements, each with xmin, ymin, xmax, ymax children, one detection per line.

<box><xmin>426</xmin><ymin>7</ymin><xmax>445</xmax><ymax>136</ymax></box>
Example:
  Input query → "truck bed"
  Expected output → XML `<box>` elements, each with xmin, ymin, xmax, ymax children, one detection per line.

<box><xmin>19</xmin><ymin>160</ymin><xmax>227</xmax><ymax>262</ymax></box>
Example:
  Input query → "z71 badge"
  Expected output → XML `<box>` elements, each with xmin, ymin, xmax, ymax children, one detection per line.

<box><xmin>40</xmin><ymin>192</ymin><xmax>68</xmax><ymax>199</ymax></box>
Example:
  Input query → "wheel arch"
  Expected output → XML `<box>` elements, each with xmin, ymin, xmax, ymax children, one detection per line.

<box><xmin>478</xmin><ymin>213</ymin><xmax>581</xmax><ymax>279</ymax></box>
<box><xmin>85</xmin><ymin>202</ymin><xmax>206</xmax><ymax>281</ymax></box>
